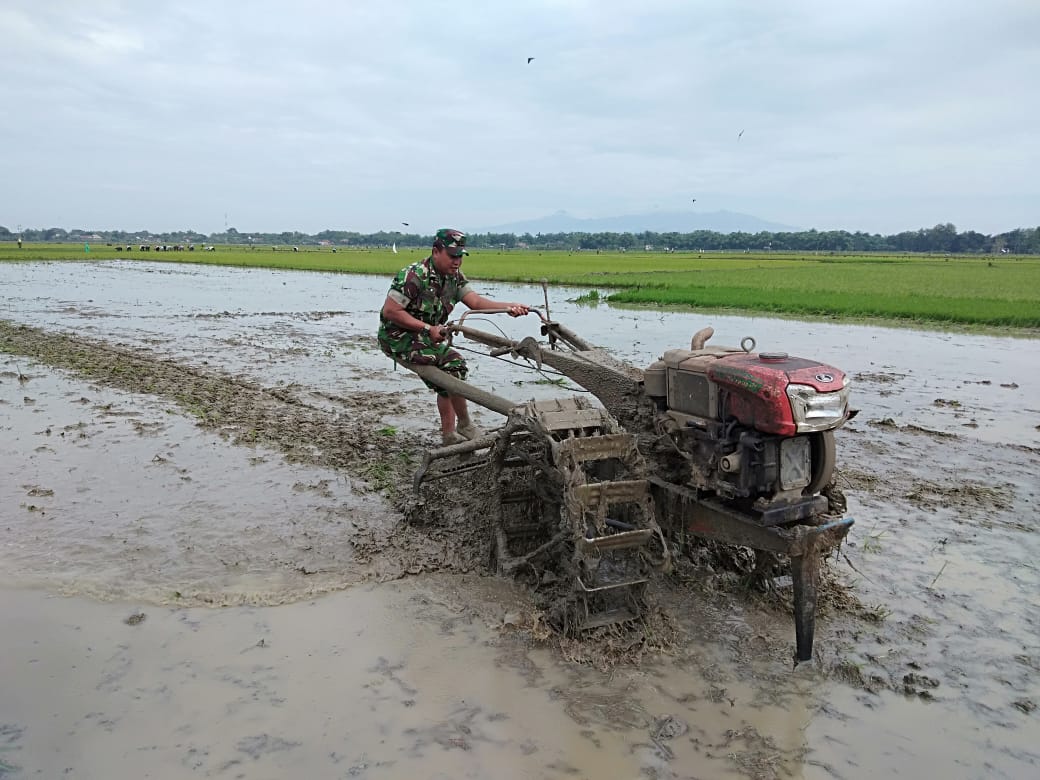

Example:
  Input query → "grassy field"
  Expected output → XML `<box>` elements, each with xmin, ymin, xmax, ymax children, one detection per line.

<box><xmin>3</xmin><ymin>243</ymin><xmax>1038</xmax><ymax>331</ymax></box>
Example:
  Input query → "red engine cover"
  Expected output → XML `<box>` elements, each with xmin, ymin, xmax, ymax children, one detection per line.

<box><xmin>707</xmin><ymin>353</ymin><xmax>846</xmax><ymax>435</ymax></box>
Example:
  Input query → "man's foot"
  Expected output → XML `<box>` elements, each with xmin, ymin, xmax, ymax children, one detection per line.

<box><xmin>456</xmin><ymin>420</ymin><xmax>484</xmax><ymax>440</ymax></box>
<box><xmin>442</xmin><ymin>431</ymin><xmax>467</xmax><ymax>446</ymax></box>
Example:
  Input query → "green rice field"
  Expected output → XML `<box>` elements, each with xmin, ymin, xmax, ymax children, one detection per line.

<box><xmin>3</xmin><ymin>243</ymin><xmax>1038</xmax><ymax>332</ymax></box>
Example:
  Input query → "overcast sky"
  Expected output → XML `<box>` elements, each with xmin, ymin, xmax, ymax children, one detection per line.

<box><xmin>2</xmin><ymin>0</ymin><xmax>1037</xmax><ymax>236</ymax></box>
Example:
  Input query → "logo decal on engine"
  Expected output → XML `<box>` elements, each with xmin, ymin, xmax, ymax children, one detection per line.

<box><xmin>712</xmin><ymin>365</ymin><xmax>764</xmax><ymax>393</ymax></box>
<box><xmin>815</xmin><ymin>373</ymin><xmax>834</xmax><ymax>383</ymax></box>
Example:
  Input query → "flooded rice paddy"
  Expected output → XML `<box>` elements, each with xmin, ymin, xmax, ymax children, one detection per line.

<box><xmin>1</xmin><ymin>259</ymin><xmax>1038</xmax><ymax>779</ymax></box>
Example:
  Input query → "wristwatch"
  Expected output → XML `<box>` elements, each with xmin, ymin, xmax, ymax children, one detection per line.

<box><xmin>422</xmin><ymin>323</ymin><xmax>431</xmax><ymax>333</ymax></box>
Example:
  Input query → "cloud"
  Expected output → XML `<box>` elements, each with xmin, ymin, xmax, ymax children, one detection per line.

<box><xmin>1</xmin><ymin>0</ymin><xmax>1037</xmax><ymax>235</ymax></box>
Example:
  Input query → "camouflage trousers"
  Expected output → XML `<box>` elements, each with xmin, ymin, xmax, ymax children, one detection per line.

<box><xmin>378</xmin><ymin>331</ymin><xmax>468</xmax><ymax>397</ymax></box>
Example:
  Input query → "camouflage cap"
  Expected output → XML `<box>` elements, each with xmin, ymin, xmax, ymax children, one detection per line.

<box><xmin>433</xmin><ymin>228</ymin><xmax>468</xmax><ymax>257</ymax></box>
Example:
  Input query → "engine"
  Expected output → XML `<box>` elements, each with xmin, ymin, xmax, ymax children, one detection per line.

<box><xmin>643</xmin><ymin>337</ymin><xmax>850</xmax><ymax>522</ymax></box>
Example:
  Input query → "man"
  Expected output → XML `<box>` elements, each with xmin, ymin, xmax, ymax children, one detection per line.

<box><xmin>378</xmin><ymin>228</ymin><xmax>530</xmax><ymax>445</ymax></box>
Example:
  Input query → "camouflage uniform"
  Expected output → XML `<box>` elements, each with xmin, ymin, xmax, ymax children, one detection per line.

<box><xmin>378</xmin><ymin>252</ymin><xmax>474</xmax><ymax>396</ymax></box>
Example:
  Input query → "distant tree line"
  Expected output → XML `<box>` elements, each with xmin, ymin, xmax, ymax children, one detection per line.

<box><xmin>1</xmin><ymin>223</ymin><xmax>1038</xmax><ymax>254</ymax></box>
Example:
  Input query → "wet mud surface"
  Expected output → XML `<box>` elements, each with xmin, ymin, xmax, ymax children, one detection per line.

<box><xmin>1</xmin><ymin>260</ymin><xmax>1039</xmax><ymax>778</ymax></box>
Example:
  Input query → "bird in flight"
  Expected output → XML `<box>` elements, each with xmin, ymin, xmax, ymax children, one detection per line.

<box><xmin>691</xmin><ymin>198</ymin><xmax>697</xmax><ymax>203</ymax></box>
<box><xmin>738</xmin><ymin>129</ymin><xmax>744</xmax><ymax>140</ymax></box>
<box><xmin>527</xmin><ymin>57</ymin><xmax>535</xmax><ymax>64</ymax></box>
<box><xmin>401</xmin><ymin>222</ymin><xmax>409</xmax><ymax>226</ymax></box>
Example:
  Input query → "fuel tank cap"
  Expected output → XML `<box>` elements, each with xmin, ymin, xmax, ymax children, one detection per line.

<box><xmin>759</xmin><ymin>352</ymin><xmax>789</xmax><ymax>362</ymax></box>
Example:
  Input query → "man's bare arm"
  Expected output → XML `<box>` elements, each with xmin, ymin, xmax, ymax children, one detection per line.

<box><xmin>460</xmin><ymin>291</ymin><xmax>530</xmax><ymax>317</ymax></box>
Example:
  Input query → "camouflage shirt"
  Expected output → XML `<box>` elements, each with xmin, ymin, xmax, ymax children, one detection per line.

<box><xmin>377</xmin><ymin>256</ymin><xmax>474</xmax><ymax>348</ymax></box>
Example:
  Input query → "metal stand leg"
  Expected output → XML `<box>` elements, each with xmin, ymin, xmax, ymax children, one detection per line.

<box><xmin>791</xmin><ymin>546</ymin><xmax>819</xmax><ymax>663</ymax></box>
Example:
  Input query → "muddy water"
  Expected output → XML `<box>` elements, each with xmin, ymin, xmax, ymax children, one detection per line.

<box><xmin>1</xmin><ymin>368</ymin><xmax>393</xmax><ymax>604</ymax></box>
<box><xmin>2</xmin><ymin>260</ymin><xmax>1039</xmax><ymax>779</ymax></box>
<box><xmin>0</xmin><ymin>576</ymin><xmax>832</xmax><ymax>780</ymax></box>
<box><xmin>4</xmin><ymin>260</ymin><xmax>1038</xmax><ymax>447</ymax></box>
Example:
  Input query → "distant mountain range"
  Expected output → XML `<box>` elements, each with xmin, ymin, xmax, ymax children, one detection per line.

<box><xmin>478</xmin><ymin>209</ymin><xmax>798</xmax><ymax>235</ymax></box>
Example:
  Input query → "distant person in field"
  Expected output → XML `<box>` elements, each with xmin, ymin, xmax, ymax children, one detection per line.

<box><xmin>17</xmin><ymin>236</ymin><xmax>22</xmax><ymax>249</ymax></box>
<box><xmin>378</xmin><ymin>228</ymin><xmax>530</xmax><ymax>445</ymax></box>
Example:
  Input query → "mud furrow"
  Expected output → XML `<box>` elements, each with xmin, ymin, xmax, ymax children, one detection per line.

<box><xmin>2</xmin><ymin>319</ymin><xmax>409</xmax><ymax>482</ymax></box>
